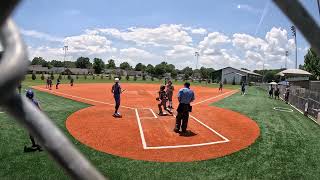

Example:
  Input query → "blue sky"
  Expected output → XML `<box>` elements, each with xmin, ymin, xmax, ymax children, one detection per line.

<box><xmin>12</xmin><ymin>0</ymin><xmax>320</xmax><ymax>70</ymax></box>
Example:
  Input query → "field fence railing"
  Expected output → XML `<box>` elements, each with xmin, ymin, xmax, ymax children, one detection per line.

<box><xmin>257</xmin><ymin>83</ymin><xmax>320</xmax><ymax>123</ymax></box>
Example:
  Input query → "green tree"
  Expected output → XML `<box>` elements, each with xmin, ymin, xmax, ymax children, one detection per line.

<box><xmin>50</xmin><ymin>72</ymin><xmax>54</xmax><ymax>80</ymax></box>
<box><xmin>304</xmin><ymin>48</ymin><xmax>320</xmax><ymax>80</ymax></box>
<box><xmin>106</xmin><ymin>59</ymin><xmax>116</xmax><ymax>69</ymax></box>
<box><xmin>32</xmin><ymin>73</ymin><xmax>36</xmax><ymax>80</ymax></box>
<box><xmin>264</xmin><ymin>72</ymin><xmax>275</xmax><ymax>83</ymax></box>
<box><xmin>58</xmin><ymin>74</ymin><xmax>62</xmax><ymax>80</ymax></box>
<box><xmin>154</xmin><ymin>63</ymin><xmax>166</xmax><ymax>78</ymax></box>
<box><xmin>41</xmin><ymin>73</ymin><xmax>45</xmax><ymax>80</ymax></box>
<box><xmin>64</xmin><ymin>61</ymin><xmax>76</xmax><ymax>68</ymax></box>
<box><xmin>120</xmin><ymin>62</ymin><xmax>132</xmax><ymax>70</ymax></box>
<box><xmin>75</xmin><ymin>57</ymin><xmax>92</xmax><ymax>69</ymax></box>
<box><xmin>184</xmin><ymin>74</ymin><xmax>189</xmax><ymax>81</ymax></box>
<box><xmin>126</xmin><ymin>74</ymin><xmax>130</xmax><ymax>81</ymax></box>
<box><xmin>181</xmin><ymin>67</ymin><xmax>193</xmax><ymax>77</ymax></box>
<box><xmin>199</xmin><ymin>67</ymin><xmax>209</xmax><ymax>80</ymax></box>
<box><xmin>171</xmin><ymin>69</ymin><xmax>178</xmax><ymax>79</ymax></box>
<box><xmin>134</xmin><ymin>63</ymin><xmax>146</xmax><ymax>71</ymax></box>
<box><xmin>93</xmin><ymin>58</ymin><xmax>105</xmax><ymax>74</ymax></box>
<box><xmin>134</xmin><ymin>75</ymin><xmax>137</xmax><ymax>81</ymax></box>
<box><xmin>142</xmin><ymin>73</ymin><xmax>146</xmax><ymax>81</ymax></box>
<box><xmin>100</xmin><ymin>74</ymin><xmax>103</xmax><ymax>79</ymax></box>
<box><xmin>146</xmin><ymin>64</ymin><xmax>155</xmax><ymax>75</ymax></box>
<box><xmin>31</xmin><ymin>57</ymin><xmax>47</xmax><ymax>66</ymax></box>
<box><xmin>76</xmin><ymin>73</ymin><xmax>79</xmax><ymax>79</ymax></box>
<box><xmin>50</xmin><ymin>60</ymin><xmax>64</xmax><ymax>67</ymax></box>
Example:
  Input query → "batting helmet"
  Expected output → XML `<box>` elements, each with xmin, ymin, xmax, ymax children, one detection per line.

<box><xmin>26</xmin><ymin>89</ymin><xmax>34</xmax><ymax>99</ymax></box>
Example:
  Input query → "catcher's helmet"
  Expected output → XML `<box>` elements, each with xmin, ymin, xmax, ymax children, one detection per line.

<box><xmin>26</xmin><ymin>89</ymin><xmax>34</xmax><ymax>99</ymax></box>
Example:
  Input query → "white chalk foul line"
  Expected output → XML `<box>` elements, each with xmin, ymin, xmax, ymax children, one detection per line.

<box><xmin>192</xmin><ymin>90</ymin><xmax>237</xmax><ymax>106</ymax></box>
<box><xmin>34</xmin><ymin>87</ymin><xmax>135</xmax><ymax>110</ymax></box>
<box><xmin>149</xmin><ymin>108</ymin><xmax>158</xmax><ymax>118</ymax></box>
<box><xmin>135</xmin><ymin>108</ymin><xmax>147</xmax><ymax>149</ymax></box>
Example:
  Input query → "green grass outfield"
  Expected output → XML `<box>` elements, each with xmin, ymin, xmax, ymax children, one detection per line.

<box><xmin>23</xmin><ymin>74</ymin><xmax>239</xmax><ymax>89</ymax></box>
<box><xmin>1</xmin><ymin>81</ymin><xmax>320</xmax><ymax>179</ymax></box>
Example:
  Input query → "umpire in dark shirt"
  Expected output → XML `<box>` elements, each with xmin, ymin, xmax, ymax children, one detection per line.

<box><xmin>174</xmin><ymin>82</ymin><xmax>195</xmax><ymax>134</ymax></box>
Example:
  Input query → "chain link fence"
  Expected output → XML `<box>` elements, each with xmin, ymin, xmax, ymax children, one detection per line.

<box><xmin>258</xmin><ymin>83</ymin><xmax>320</xmax><ymax>123</ymax></box>
<box><xmin>0</xmin><ymin>0</ymin><xmax>319</xmax><ymax>179</ymax></box>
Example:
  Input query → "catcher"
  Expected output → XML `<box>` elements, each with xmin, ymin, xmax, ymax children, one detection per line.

<box><xmin>157</xmin><ymin>85</ymin><xmax>172</xmax><ymax>116</ymax></box>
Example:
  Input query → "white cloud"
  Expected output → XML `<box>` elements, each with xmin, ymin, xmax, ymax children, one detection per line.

<box><xmin>191</xmin><ymin>28</ymin><xmax>208</xmax><ymax>35</ymax></box>
<box><xmin>23</xmin><ymin>25</ymin><xmax>297</xmax><ymax>70</ymax></box>
<box><xmin>21</xmin><ymin>29</ymin><xmax>63</xmax><ymax>42</ymax></box>
<box><xmin>93</xmin><ymin>24</ymin><xmax>193</xmax><ymax>47</ymax></box>
<box><xmin>64</xmin><ymin>34</ymin><xmax>116</xmax><ymax>55</ymax></box>
<box><xmin>232</xmin><ymin>33</ymin><xmax>266</xmax><ymax>50</ymax></box>
<box><xmin>198</xmin><ymin>32</ymin><xmax>230</xmax><ymax>50</ymax></box>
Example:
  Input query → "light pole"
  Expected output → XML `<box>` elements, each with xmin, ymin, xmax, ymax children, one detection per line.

<box><xmin>194</xmin><ymin>51</ymin><xmax>200</xmax><ymax>69</ymax></box>
<box><xmin>63</xmin><ymin>46</ymin><xmax>68</xmax><ymax>78</ymax></box>
<box><xmin>285</xmin><ymin>50</ymin><xmax>289</xmax><ymax>69</ymax></box>
<box><xmin>317</xmin><ymin>0</ymin><xmax>320</xmax><ymax>16</ymax></box>
<box><xmin>291</xmin><ymin>25</ymin><xmax>297</xmax><ymax>69</ymax></box>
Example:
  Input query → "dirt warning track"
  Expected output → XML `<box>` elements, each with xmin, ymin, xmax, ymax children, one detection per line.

<box><xmin>33</xmin><ymin>83</ymin><xmax>260</xmax><ymax>162</ymax></box>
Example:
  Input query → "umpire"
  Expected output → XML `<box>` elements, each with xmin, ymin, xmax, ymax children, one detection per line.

<box><xmin>174</xmin><ymin>82</ymin><xmax>195</xmax><ymax>134</ymax></box>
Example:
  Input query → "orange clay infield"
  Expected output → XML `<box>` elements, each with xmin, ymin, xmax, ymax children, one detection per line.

<box><xmin>33</xmin><ymin>83</ymin><xmax>260</xmax><ymax>162</ymax></box>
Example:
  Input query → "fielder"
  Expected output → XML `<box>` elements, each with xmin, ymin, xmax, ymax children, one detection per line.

<box><xmin>166</xmin><ymin>80</ymin><xmax>174</xmax><ymax>109</ymax></box>
<box><xmin>111</xmin><ymin>78</ymin><xmax>123</xmax><ymax>118</ymax></box>
<box><xmin>56</xmin><ymin>78</ymin><xmax>60</xmax><ymax>89</ymax></box>
<box><xmin>24</xmin><ymin>89</ymin><xmax>43</xmax><ymax>152</ymax></box>
<box><xmin>157</xmin><ymin>85</ymin><xmax>172</xmax><ymax>116</ymax></box>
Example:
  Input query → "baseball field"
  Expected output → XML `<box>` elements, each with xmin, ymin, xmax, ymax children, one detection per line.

<box><xmin>1</xmin><ymin>77</ymin><xmax>320</xmax><ymax>179</ymax></box>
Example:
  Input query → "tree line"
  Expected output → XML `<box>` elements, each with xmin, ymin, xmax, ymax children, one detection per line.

<box><xmin>30</xmin><ymin>57</ymin><xmax>215</xmax><ymax>80</ymax></box>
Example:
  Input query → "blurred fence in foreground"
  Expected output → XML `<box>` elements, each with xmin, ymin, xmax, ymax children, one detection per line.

<box><xmin>257</xmin><ymin>83</ymin><xmax>320</xmax><ymax>123</ymax></box>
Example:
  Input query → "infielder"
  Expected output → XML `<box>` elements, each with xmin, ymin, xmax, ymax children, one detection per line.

<box><xmin>111</xmin><ymin>78</ymin><xmax>123</xmax><ymax>118</ymax></box>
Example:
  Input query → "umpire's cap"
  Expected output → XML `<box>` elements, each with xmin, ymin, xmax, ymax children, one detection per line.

<box><xmin>115</xmin><ymin>78</ymin><xmax>119</xmax><ymax>82</ymax></box>
<box><xmin>26</xmin><ymin>89</ymin><xmax>34</xmax><ymax>99</ymax></box>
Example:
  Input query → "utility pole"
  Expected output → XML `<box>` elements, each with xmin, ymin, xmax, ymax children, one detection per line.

<box><xmin>291</xmin><ymin>25</ymin><xmax>297</xmax><ymax>69</ymax></box>
<box><xmin>285</xmin><ymin>50</ymin><xmax>289</xmax><ymax>69</ymax></box>
<box><xmin>194</xmin><ymin>51</ymin><xmax>200</xmax><ymax>69</ymax></box>
<box><xmin>63</xmin><ymin>46</ymin><xmax>68</xmax><ymax>78</ymax></box>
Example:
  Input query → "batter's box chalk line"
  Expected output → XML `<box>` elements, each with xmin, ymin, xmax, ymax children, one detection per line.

<box><xmin>135</xmin><ymin>108</ymin><xmax>230</xmax><ymax>150</ymax></box>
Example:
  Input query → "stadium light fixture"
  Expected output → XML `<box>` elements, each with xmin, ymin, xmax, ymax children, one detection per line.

<box><xmin>290</xmin><ymin>25</ymin><xmax>297</xmax><ymax>69</ymax></box>
<box><xmin>194</xmin><ymin>51</ymin><xmax>200</xmax><ymax>70</ymax></box>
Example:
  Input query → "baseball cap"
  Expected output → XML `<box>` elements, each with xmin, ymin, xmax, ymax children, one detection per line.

<box><xmin>115</xmin><ymin>78</ymin><xmax>119</xmax><ymax>82</ymax></box>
